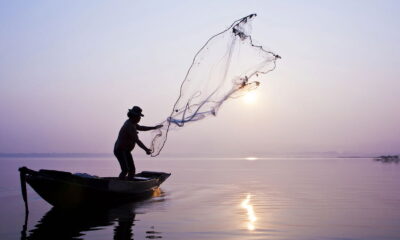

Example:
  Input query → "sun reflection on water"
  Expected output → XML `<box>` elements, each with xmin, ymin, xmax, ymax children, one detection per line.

<box><xmin>241</xmin><ymin>194</ymin><xmax>257</xmax><ymax>230</ymax></box>
<box><xmin>152</xmin><ymin>187</ymin><xmax>162</xmax><ymax>197</ymax></box>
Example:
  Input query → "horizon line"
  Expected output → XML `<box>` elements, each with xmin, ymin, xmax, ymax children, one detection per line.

<box><xmin>0</xmin><ymin>152</ymin><xmax>386</xmax><ymax>159</ymax></box>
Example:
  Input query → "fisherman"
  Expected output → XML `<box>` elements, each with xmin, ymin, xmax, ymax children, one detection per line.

<box><xmin>114</xmin><ymin>106</ymin><xmax>162</xmax><ymax>180</ymax></box>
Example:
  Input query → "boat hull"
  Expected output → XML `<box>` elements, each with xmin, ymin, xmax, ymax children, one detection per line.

<box><xmin>21</xmin><ymin>167</ymin><xmax>170</xmax><ymax>208</ymax></box>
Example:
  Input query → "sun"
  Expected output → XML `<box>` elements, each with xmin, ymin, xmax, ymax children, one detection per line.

<box><xmin>243</xmin><ymin>91</ymin><xmax>257</xmax><ymax>104</ymax></box>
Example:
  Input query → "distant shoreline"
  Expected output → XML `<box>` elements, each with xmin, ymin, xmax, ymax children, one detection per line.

<box><xmin>0</xmin><ymin>153</ymin><xmax>113</xmax><ymax>158</ymax></box>
<box><xmin>0</xmin><ymin>152</ymin><xmax>379</xmax><ymax>159</ymax></box>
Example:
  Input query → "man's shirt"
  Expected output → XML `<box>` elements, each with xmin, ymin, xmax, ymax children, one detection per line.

<box><xmin>114</xmin><ymin>120</ymin><xmax>138</xmax><ymax>151</ymax></box>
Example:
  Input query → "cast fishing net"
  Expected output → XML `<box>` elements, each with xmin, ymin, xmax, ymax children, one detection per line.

<box><xmin>150</xmin><ymin>14</ymin><xmax>280</xmax><ymax>157</ymax></box>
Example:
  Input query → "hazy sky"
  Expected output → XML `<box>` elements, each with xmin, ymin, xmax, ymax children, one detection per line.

<box><xmin>1</xmin><ymin>0</ymin><xmax>399</xmax><ymax>156</ymax></box>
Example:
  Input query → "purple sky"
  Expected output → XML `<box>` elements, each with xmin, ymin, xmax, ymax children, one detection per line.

<box><xmin>1</xmin><ymin>1</ymin><xmax>399</xmax><ymax>156</ymax></box>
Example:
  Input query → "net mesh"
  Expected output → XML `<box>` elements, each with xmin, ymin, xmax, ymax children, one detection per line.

<box><xmin>150</xmin><ymin>14</ymin><xmax>280</xmax><ymax>157</ymax></box>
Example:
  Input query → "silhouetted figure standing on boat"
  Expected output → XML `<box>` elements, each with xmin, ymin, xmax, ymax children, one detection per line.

<box><xmin>114</xmin><ymin>106</ymin><xmax>162</xmax><ymax>180</ymax></box>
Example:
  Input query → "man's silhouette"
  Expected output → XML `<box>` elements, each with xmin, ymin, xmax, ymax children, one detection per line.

<box><xmin>114</xmin><ymin>106</ymin><xmax>162</xmax><ymax>180</ymax></box>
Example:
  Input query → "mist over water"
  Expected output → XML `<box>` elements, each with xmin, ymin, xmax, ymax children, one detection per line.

<box><xmin>1</xmin><ymin>157</ymin><xmax>400</xmax><ymax>240</ymax></box>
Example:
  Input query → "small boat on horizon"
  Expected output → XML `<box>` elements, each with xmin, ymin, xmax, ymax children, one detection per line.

<box><xmin>374</xmin><ymin>155</ymin><xmax>399</xmax><ymax>163</ymax></box>
<box><xmin>18</xmin><ymin>166</ymin><xmax>171</xmax><ymax>209</ymax></box>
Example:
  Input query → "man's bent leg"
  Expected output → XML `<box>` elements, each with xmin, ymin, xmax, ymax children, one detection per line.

<box><xmin>126</xmin><ymin>153</ymin><xmax>136</xmax><ymax>180</ymax></box>
<box><xmin>114</xmin><ymin>149</ymin><xmax>129</xmax><ymax>180</ymax></box>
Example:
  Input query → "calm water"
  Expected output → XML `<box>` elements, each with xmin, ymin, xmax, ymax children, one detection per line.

<box><xmin>0</xmin><ymin>157</ymin><xmax>399</xmax><ymax>240</ymax></box>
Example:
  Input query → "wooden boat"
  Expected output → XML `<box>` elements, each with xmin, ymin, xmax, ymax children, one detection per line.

<box><xmin>18</xmin><ymin>166</ymin><xmax>171</xmax><ymax>209</ymax></box>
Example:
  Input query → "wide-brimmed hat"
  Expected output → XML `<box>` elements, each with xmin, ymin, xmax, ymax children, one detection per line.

<box><xmin>128</xmin><ymin>106</ymin><xmax>144</xmax><ymax>117</ymax></box>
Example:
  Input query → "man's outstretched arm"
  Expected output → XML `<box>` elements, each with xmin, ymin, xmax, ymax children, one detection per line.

<box><xmin>137</xmin><ymin>124</ymin><xmax>163</xmax><ymax>131</ymax></box>
<box><xmin>136</xmin><ymin>139</ymin><xmax>152</xmax><ymax>155</ymax></box>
